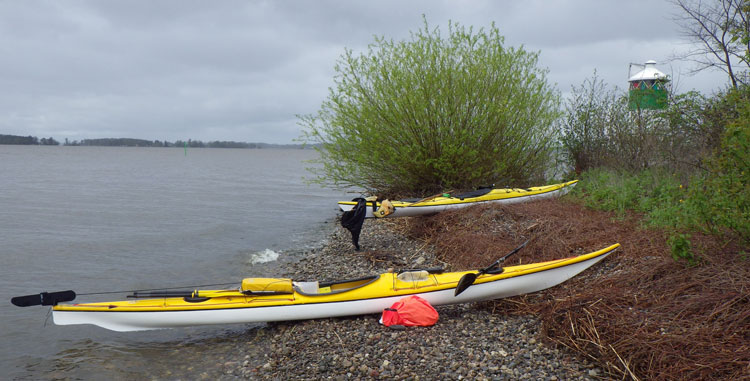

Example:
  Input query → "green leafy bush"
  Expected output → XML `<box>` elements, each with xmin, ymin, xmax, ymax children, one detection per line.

<box><xmin>658</xmin><ymin>91</ymin><xmax>714</xmax><ymax>172</ymax></box>
<box><xmin>559</xmin><ymin>74</ymin><xmax>728</xmax><ymax>176</ymax></box>
<box><xmin>572</xmin><ymin>87</ymin><xmax>749</xmax><ymax>254</ymax></box>
<box><xmin>681</xmin><ymin>88</ymin><xmax>750</xmax><ymax>244</ymax></box>
<box><xmin>571</xmin><ymin>168</ymin><xmax>684</xmax><ymax>219</ymax></box>
<box><xmin>300</xmin><ymin>19</ymin><xmax>559</xmax><ymax>196</ymax></box>
<box><xmin>668</xmin><ymin>233</ymin><xmax>698</xmax><ymax>266</ymax></box>
<box><xmin>558</xmin><ymin>73</ymin><xmax>669</xmax><ymax>172</ymax></box>
<box><xmin>558</xmin><ymin>72</ymin><xmax>614</xmax><ymax>173</ymax></box>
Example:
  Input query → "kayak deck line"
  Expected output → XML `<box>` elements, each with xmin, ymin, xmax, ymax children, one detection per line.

<box><xmin>52</xmin><ymin>244</ymin><xmax>619</xmax><ymax>314</ymax></box>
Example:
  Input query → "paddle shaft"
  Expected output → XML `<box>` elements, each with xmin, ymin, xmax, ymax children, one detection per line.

<box><xmin>408</xmin><ymin>190</ymin><xmax>454</xmax><ymax>206</ymax></box>
<box><xmin>481</xmin><ymin>239</ymin><xmax>530</xmax><ymax>274</ymax></box>
<box><xmin>454</xmin><ymin>239</ymin><xmax>531</xmax><ymax>296</ymax></box>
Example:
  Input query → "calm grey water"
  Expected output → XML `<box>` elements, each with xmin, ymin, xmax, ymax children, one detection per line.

<box><xmin>0</xmin><ymin>145</ymin><xmax>349</xmax><ymax>379</ymax></box>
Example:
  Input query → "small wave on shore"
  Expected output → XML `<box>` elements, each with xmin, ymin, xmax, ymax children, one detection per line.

<box><xmin>248</xmin><ymin>248</ymin><xmax>281</xmax><ymax>264</ymax></box>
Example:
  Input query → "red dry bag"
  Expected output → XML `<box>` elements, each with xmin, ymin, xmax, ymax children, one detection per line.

<box><xmin>381</xmin><ymin>295</ymin><xmax>439</xmax><ymax>327</ymax></box>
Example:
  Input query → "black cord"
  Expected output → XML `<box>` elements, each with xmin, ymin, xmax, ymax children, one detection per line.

<box><xmin>76</xmin><ymin>282</ymin><xmax>239</xmax><ymax>296</ymax></box>
<box><xmin>44</xmin><ymin>307</ymin><xmax>52</xmax><ymax>327</ymax></box>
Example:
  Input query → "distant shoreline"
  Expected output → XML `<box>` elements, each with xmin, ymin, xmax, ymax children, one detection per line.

<box><xmin>0</xmin><ymin>134</ymin><xmax>312</xmax><ymax>149</ymax></box>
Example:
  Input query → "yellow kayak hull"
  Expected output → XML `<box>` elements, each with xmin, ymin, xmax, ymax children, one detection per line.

<box><xmin>338</xmin><ymin>180</ymin><xmax>578</xmax><ymax>218</ymax></box>
<box><xmin>52</xmin><ymin>243</ymin><xmax>618</xmax><ymax>331</ymax></box>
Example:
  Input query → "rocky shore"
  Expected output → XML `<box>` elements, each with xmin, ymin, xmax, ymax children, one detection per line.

<box><xmin>215</xmin><ymin>219</ymin><xmax>604</xmax><ymax>380</ymax></box>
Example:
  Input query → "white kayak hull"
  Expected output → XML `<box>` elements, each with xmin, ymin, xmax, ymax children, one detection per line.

<box><xmin>52</xmin><ymin>246</ymin><xmax>612</xmax><ymax>332</ymax></box>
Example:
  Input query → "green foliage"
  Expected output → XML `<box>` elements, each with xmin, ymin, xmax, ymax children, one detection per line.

<box><xmin>559</xmin><ymin>73</ymin><xmax>734</xmax><ymax>177</ymax></box>
<box><xmin>575</xmin><ymin>158</ymin><xmax>748</xmax><ymax>248</ymax></box>
<box><xmin>656</xmin><ymin>91</ymin><xmax>715</xmax><ymax>172</ymax></box>
<box><xmin>558</xmin><ymin>72</ymin><xmax>613</xmax><ymax>172</ymax></box>
<box><xmin>558</xmin><ymin>73</ymin><xmax>675</xmax><ymax>173</ymax></box>
<box><xmin>681</xmin><ymin>87</ymin><xmax>750</xmax><ymax>244</ymax></box>
<box><xmin>573</xmin><ymin>87</ymin><xmax>750</xmax><ymax>255</ymax></box>
<box><xmin>571</xmin><ymin>168</ymin><xmax>684</xmax><ymax>219</ymax></box>
<box><xmin>606</xmin><ymin>96</ymin><xmax>664</xmax><ymax>171</ymax></box>
<box><xmin>300</xmin><ymin>19</ymin><xmax>559</xmax><ymax>196</ymax></box>
<box><xmin>668</xmin><ymin>233</ymin><xmax>698</xmax><ymax>266</ymax></box>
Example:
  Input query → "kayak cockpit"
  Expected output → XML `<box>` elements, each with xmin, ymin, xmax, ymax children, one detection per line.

<box><xmin>293</xmin><ymin>275</ymin><xmax>381</xmax><ymax>296</ymax></box>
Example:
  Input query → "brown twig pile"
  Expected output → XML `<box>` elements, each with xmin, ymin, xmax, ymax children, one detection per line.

<box><xmin>404</xmin><ymin>199</ymin><xmax>750</xmax><ymax>380</ymax></box>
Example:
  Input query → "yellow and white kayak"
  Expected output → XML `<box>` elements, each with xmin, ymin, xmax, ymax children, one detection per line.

<box><xmin>338</xmin><ymin>180</ymin><xmax>578</xmax><ymax>218</ymax></box>
<box><xmin>48</xmin><ymin>243</ymin><xmax>618</xmax><ymax>332</ymax></box>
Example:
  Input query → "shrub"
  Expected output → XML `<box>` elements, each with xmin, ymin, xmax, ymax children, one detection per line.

<box><xmin>571</xmin><ymin>168</ymin><xmax>683</xmax><ymax>219</ymax></box>
<box><xmin>658</xmin><ymin>91</ymin><xmax>713</xmax><ymax>173</ymax></box>
<box><xmin>558</xmin><ymin>72</ymin><xmax>613</xmax><ymax>173</ymax></box>
<box><xmin>559</xmin><ymin>75</ymin><xmax>728</xmax><ymax>176</ymax></box>
<box><xmin>668</xmin><ymin>233</ymin><xmax>698</xmax><ymax>265</ymax></box>
<box><xmin>300</xmin><ymin>19</ymin><xmax>559</xmax><ymax>196</ymax></box>
<box><xmin>572</xmin><ymin>85</ymin><xmax>749</xmax><ymax>250</ymax></box>
<box><xmin>682</xmin><ymin>87</ymin><xmax>750</xmax><ymax>245</ymax></box>
<box><xmin>558</xmin><ymin>74</ymin><xmax>668</xmax><ymax>173</ymax></box>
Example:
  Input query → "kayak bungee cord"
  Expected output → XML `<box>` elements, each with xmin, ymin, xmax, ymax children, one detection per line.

<box><xmin>76</xmin><ymin>282</ymin><xmax>240</xmax><ymax>296</ymax></box>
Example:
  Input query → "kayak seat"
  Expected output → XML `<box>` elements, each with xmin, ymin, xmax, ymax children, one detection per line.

<box><xmin>454</xmin><ymin>188</ymin><xmax>492</xmax><ymax>200</ymax></box>
<box><xmin>485</xmin><ymin>267</ymin><xmax>505</xmax><ymax>275</ymax></box>
<box><xmin>296</xmin><ymin>275</ymin><xmax>382</xmax><ymax>296</ymax></box>
<box><xmin>293</xmin><ymin>281</ymin><xmax>319</xmax><ymax>295</ymax></box>
<box><xmin>401</xmin><ymin>198</ymin><xmax>422</xmax><ymax>203</ymax></box>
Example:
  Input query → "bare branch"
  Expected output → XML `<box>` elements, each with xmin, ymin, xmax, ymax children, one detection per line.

<box><xmin>670</xmin><ymin>0</ymin><xmax>749</xmax><ymax>88</ymax></box>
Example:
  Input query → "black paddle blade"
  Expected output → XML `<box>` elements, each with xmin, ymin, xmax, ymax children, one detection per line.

<box><xmin>454</xmin><ymin>239</ymin><xmax>530</xmax><ymax>297</ymax></box>
<box><xmin>454</xmin><ymin>273</ymin><xmax>478</xmax><ymax>296</ymax></box>
<box><xmin>11</xmin><ymin>290</ymin><xmax>76</xmax><ymax>307</ymax></box>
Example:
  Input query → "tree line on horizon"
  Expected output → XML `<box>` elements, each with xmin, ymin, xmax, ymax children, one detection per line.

<box><xmin>0</xmin><ymin>134</ymin><xmax>60</xmax><ymax>145</ymax></box>
<box><xmin>0</xmin><ymin>134</ymin><xmax>308</xmax><ymax>149</ymax></box>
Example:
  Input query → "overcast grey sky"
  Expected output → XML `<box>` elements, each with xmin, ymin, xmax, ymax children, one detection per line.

<box><xmin>0</xmin><ymin>0</ymin><xmax>730</xmax><ymax>144</ymax></box>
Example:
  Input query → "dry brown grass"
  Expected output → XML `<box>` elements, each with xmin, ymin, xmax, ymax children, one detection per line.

<box><xmin>404</xmin><ymin>199</ymin><xmax>750</xmax><ymax>380</ymax></box>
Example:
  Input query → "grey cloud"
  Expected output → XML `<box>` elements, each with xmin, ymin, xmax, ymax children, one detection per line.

<box><xmin>0</xmin><ymin>0</ymin><xmax>730</xmax><ymax>144</ymax></box>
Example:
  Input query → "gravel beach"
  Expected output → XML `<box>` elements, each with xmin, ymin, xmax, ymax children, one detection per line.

<box><xmin>213</xmin><ymin>218</ymin><xmax>604</xmax><ymax>380</ymax></box>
